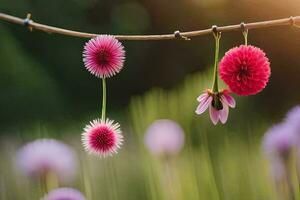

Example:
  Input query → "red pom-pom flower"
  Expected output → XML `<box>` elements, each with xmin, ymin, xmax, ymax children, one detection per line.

<box><xmin>219</xmin><ymin>45</ymin><xmax>271</xmax><ymax>96</ymax></box>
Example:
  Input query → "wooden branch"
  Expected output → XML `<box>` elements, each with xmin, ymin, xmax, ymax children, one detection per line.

<box><xmin>0</xmin><ymin>12</ymin><xmax>299</xmax><ymax>41</ymax></box>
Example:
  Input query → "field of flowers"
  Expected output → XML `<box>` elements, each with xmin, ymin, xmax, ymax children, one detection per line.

<box><xmin>1</xmin><ymin>71</ymin><xmax>299</xmax><ymax>200</ymax></box>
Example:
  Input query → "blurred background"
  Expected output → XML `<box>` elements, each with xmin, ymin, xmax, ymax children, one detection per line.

<box><xmin>1</xmin><ymin>0</ymin><xmax>300</xmax><ymax>199</ymax></box>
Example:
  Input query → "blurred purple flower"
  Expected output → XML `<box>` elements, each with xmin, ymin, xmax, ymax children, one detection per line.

<box><xmin>16</xmin><ymin>139</ymin><xmax>77</xmax><ymax>183</ymax></box>
<box><xmin>285</xmin><ymin>106</ymin><xmax>300</xmax><ymax>179</ymax></box>
<box><xmin>262</xmin><ymin>123</ymin><xmax>295</xmax><ymax>159</ymax></box>
<box><xmin>42</xmin><ymin>188</ymin><xmax>86</xmax><ymax>200</ymax></box>
<box><xmin>144</xmin><ymin>119</ymin><xmax>184</xmax><ymax>157</ymax></box>
<box><xmin>285</xmin><ymin>106</ymin><xmax>300</xmax><ymax>132</ymax></box>
<box><xmin>262</xmin><ymin>122</ymin><xmax>296</xmax><ymax>191</ymax></box>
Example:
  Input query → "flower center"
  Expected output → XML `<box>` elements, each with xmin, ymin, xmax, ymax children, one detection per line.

<box><xmin>212</xmin><ymin>93</ymin><xmax>223</xmax><ymax>110</ymax></box>
<box><xmin>237</xmin><ymin>63</ymin><xmax>249</xmax><ymax>82</ymax></box>
<box><xmin>90</xmin><ymin>126</ymin><xmax>115</xmax><ymax>151</ymax></box>
<box><xmin>97</xmin><ymin>49</ymin><xmax>110</xmax><ymax>65</ymax></box>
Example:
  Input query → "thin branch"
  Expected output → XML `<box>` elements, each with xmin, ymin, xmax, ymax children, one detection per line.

<box><xmin>0</xmin><ymin>12</ymin><xmax>300</xmax><ymax>41</ymax></box>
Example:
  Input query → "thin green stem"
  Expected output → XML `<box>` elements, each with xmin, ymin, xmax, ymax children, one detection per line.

<box><xmin>101</xmin><ymin>78</ymin><xmax>106</xmax><ymax>121</ymax></box>
<box><xmin>211</xmin><ymin>33</ymin><xmax>221</xmax><ymax>93</ymax></box>
<box><xmin>40</xmin><ymin>175</ymin><xmax>48</xmax><ymax>195</ymax></box>
<box><xmin>243</xmin><ymin>30</ymin><xmax>248</xmax><ymax>45</ymax></box>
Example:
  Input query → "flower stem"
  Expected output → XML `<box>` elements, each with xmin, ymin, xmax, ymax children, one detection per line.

<box><xmin>211</xmin><ymin>32</ymin><xmax>221</xmax><ymax>93</ymax></box>
<box><xmin>243</xmin><ymin>29</ymin><xmax>248</xmax><ymax>45</ymax></box>
<box><xmin>40</xmin><ymin>175</ymin><xmax>48</xmax><ymax>195</ymax></box>
<box><xmin>101</xmin><ymin>78</ymin><xmax>106</xmax><ymax>121</ymax></box>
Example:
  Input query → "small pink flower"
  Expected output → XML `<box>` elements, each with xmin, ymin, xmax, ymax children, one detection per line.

<box><xmin>83</xmin><ymin>35</ymin><xmax>125</xmax><ymax>78</ymax></box>
<box><xmin>195</xmin><ymin>89</ymin><xmax>236</xmax><ymax>125</ymax></box>
<box><xmin>82</xmin><ymin>118</ymin><xmax>123</xmax><ymax>157</ymax></box>
<box><xmin>219</xmin><ymin>45</ymin><xmax>271</xmax><ymax>96</ymax></box>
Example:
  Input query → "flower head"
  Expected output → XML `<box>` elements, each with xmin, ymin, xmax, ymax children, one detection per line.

<box><xmin>144</xmin><ymin>119</ymin><xmax>184</xmax><ymax>157</ymax></box>
<box><xmin>42</xmin><ymin>188</ymin><xmax>86</xmax><ymax>200</ymax></box>
<box><xmin>284</xmin><ymin>106</ymin><xmax>300</xmax><ymax>131</ymax></box>
<box><xmin>83</xmin><ymin>35</ymin><xmax>125</xmax><ymax>78</ymax></box>
<box><xmin>219</xmin><ymin>45</ymin><xmax>271</xmax><ymax>96</ymax></box>
<box><xmin>82</xmin><ymin>118</ymin><xmax>123</xmax><ymax>157</ymax></box>
<box><xmin>16</xmin><ymin>139</ymin><xmax>77</xmax><ymax>183</ymax></box>
<box><xmin>262</xmin><ymin>123</ymin><xmax>296</xmax><ymax>186</ymax></box>
<box><xmin>262</xmin><ymin>123</ymin><xmax>296</xmax><ymax>159</ymax></box>
<box><xmin>195</xmin><ymin>89</ymin><xmax>236</xmax><ymax>125</ymax></box>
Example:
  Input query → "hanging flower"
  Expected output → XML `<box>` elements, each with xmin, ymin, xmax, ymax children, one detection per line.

<box><xmin>42</xmin><ymin>188</ymin><xmax>86</xmax><ymax>200</ymax></box>
<box><xmin>82</xmin><ymin>118</ymin><xmax>123</xmax><ymax>157</ymax></box>
<box><xmin>144</xmin><ymin>119</ymin><xmax>184</xmax><ymax>157</ymax></box>
<box><xmin>219</xmin><ymin>45</ymin><xmax>271</xmax><ymax>96</ymax></box>
<box><xmin>16</xmin><ymin>139</ymin><xmax>77</xmax><ymax>183</ymax></box>
<box><xmin>83</xmin><ymin>35</ymin><xmax>125</xmax><ymax>78</ymax></box>
<box><xmin>195</xmin><ymin>89</ymin><xmax>236</xmax><ymax>125</ymax></box>
<box><xmin>82</xmin><ymin>36</ymin><xmax>124</xmax><ymax>157</ymax></box>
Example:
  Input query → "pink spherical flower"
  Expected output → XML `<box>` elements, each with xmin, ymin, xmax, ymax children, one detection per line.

<box><xmin>219</xmin><ymin>45</ymin><xmax>271</xmax><ymax>96</ymax></box>
<box><xmin>144</xmin><ymin>119</ymin><xmax>185</xmax><ymax>157</ymax></box>
<box><xmin>83</xmin><ymin>35</ymin><xmax>125</xmax><ymax>78</ymax></box>
<box><xmin>82</xmin><ymin>118</ymin><xmax>123</xmax><ymax>157</ymax></box>
<box><xmin>42</xmin><ymin>188</ymin><xmax>86</xmax><ymax>200</ymax></box>
<box><xmin>16</xmin><ymin>139</ymin><xmax>77</xmax><ymax>183</ymax></box>
<box><xmin>195</xmin><ymin>89</ymin><xmax>236</xmax><ymax>125</ymax></box>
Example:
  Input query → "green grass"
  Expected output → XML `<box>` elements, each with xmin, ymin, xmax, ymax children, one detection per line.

<box><xmin>0</xmin><ymin>70</ymin><xmax>286</xmax><ymax>199</ymax></box>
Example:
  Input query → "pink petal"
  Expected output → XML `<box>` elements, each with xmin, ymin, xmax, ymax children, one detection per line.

<box><xmin>197</xmin><ymin>93</ymin><xmax>209</xmax><ymax>102</ymax></box>
<box><xmin>195</xmin><ymin>96</ymin><xmax>212</xmax><ymax>115</ymax></box>
<box><xmin>209</xmin><ymin>106</ymin><xmax>219</xmax><ymax>125</ymax></box>
<box><xmin>222</xmin><ymin>93</ymin><xmax>236</xmax><ymax>108</ymax></box>
<box><xmin>219</xmin><ymin>104</ymin><xmax>229</xmax><ymax>124</ymax></box>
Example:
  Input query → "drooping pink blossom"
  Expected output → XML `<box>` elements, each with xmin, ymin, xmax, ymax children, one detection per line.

<box><xmin>83</xmin><ymin>35</ymin><xmax>125</xmax><ymax>78</ymax></box>
<box><xmin>219</xmin><ymin>45</ymin><xmax>271</xmax><ymax>96</ymax></box>
<box><xmin>195</xmin><ymin>89</ymin><xmax>236</xmax><ymax>125</ymax></box>
<box><xmin>82</xmin><ymin>118</ymin><xmax>123</xmax><ymax>157</ymax></box>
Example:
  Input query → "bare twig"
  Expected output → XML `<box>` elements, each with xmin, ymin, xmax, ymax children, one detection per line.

<box><xmin>0</xmin><ymin>12</ymin><xmax>299</xmax><ymax>41</ymax></box>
